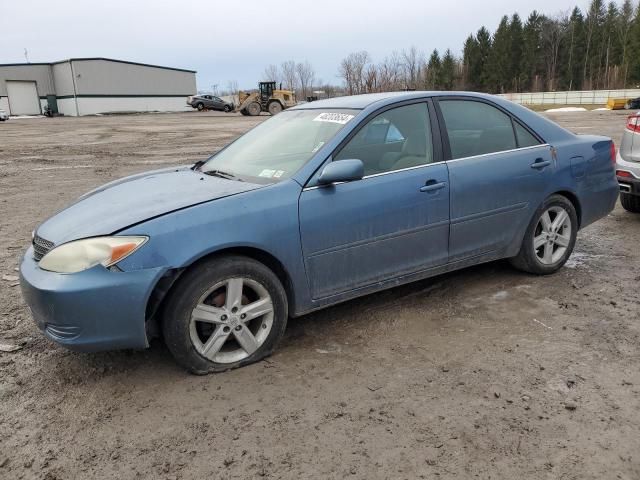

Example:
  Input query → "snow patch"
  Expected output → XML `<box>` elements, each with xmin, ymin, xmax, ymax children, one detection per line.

<box><xmin>545</xmin><ymin>107</ymin><xmax>588</xmax><ymax>113</ymax></box>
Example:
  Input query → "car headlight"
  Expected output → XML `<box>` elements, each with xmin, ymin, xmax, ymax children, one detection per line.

<box><xmin>39</xmin><ymin>236</ymin><xmax>148</xmax><ymax>273</ymax></box>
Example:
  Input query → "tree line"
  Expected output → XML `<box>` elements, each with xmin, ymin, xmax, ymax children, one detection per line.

<box><xmin>242</xmin><ymin>0</ymin><xmax>640</xmax><ymax>98</ymax></box>
<box><xmin>338</xmin><ymin>0</ymin><xmax>640</xmax><ymax>94</ymax></box>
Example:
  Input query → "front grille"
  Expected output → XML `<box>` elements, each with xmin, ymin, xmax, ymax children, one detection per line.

<box><xmin>33</xmin><ymin>234</ymin><xmax>54</xmax><ymax>261</ymax></box>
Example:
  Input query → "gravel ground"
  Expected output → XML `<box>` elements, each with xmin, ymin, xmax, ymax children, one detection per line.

<box><xmin>0</xmin><ymin>109</ymin><xmax>638</xmax><ymax>480</ymax></box>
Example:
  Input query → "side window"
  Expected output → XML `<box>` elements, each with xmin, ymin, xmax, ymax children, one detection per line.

<box><xmin>439</xmin><ymin>100</ymin><xmax>516</xmax><ymax>159</ymax></box>
<box><xmin>335</xmin><ymin>103</ymin><xmax>433</xmax><ymax>176</ymax></box>
<box><xmin>514</xmin><ymin>122</ymin><xmax>541</xmax><ymax>148</ymax></box>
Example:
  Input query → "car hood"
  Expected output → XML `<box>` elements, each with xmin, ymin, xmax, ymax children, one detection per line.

<box><xmin>36</xmin><ymin>166</ymin><xmax>263</xmax><ymax>245</ymax></box>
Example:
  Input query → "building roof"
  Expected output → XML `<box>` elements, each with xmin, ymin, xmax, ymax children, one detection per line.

<box><xmin>0</xmin><ymin>57</ymin><xmax>196</xmax><ymax>73</ymax></box>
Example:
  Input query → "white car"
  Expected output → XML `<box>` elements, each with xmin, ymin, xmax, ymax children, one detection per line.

<box><xmin>615</xmin><ymin>111</ymin><xmax>640</xmax><ymax>212</ymax></box>
<box><xmin>0</xmin><ymin>109</ymin><xmax>9</xmax><ymax>121</ymax></box>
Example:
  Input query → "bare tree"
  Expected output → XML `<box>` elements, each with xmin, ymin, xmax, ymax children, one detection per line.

<box><xmin>541</xmin><ymin>13</ymin><xmax>568</xmax><ymax>90</ymax></box>
<box><xmin>262</xmin><ymin>64</ymin><xmax>281</xmax><ymax>83</ymax></box>
<box><xmin>401</xmin><ymin>46</ymin><xmax>424</xmax><ymax>89</ymax></box>
<box><xmin>338</xmin><ymin>51</ymin><xmax>371</xmax><ymax>95</ymax></box>
<box><xmin>281</xmin><ymin>60</ymin><xmax>298</xmax><ymax>91</ymax></box>
<box><xmin>225</xmin><ymin>80</ymin><xmax>239</xmax><ymax>104</ymax></box>
<box><xmin>296</xmin><ymin>61</ymin><xmax>315</xmax><ymax>99</ymax></box>
<box><xmin>377</xmin><ymin>52</ymin><xmax>403</xmax><ymax>91</ymax></box>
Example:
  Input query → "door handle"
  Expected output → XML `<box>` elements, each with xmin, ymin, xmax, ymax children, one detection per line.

<box><xmin>420</xmin><ymin>181</ymin><xmax>447</xmax><ymax>193</ymax></box>
<box><xmin>530</xmin><ymin>158</ymin><xmax>551</xmax><ymax>169</ymax></box>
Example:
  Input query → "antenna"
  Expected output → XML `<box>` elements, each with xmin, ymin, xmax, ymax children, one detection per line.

<box><xmin>24</xmin><ymin>48</ymin><xmax>30</xmax><ymax>63</ymax></box>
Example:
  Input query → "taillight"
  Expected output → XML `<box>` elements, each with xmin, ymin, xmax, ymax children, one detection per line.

<box><xmin>610</xmin><ymin>141</ymin><xmax>616</xmax><ymax>164</ymax></box>
<box><xmin>627</xmin><ymin>114</ymin><xmax>640</xmax><ymax>133</ymax></box>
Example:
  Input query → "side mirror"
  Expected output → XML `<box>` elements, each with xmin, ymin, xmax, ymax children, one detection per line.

<box><xmin>318</xmin><ymin>159</ymin><xmax>364</xmax><ymax>185</ymax></box>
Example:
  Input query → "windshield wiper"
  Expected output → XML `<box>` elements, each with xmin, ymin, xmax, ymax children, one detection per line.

<box><xmin>204</xmin><ymin>169</ymin><xmax>241</xmax><ymax>181</ymax></box>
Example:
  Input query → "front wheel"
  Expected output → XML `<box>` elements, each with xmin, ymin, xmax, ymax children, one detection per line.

<box><xmin>246</xmin><ymin>102</ymin><xmax>262</xmax><ymax>116</ymax></box>
<box><xmin>196</xmin><ymin>103</ymin><xmax>205</xmax><ymax>111</ymax></box>
<box><xmin>509</xmin><ymin>195</ymin><xmax>578</xmax><ymax>275</ymax></box>
<box><xmin>620</xmin><ymin>193</ymin><xmax>640</xmax><ymax>213</ymax></box>
<box><xmin>162</xmin><ymin>256</ymin><xmax>288</xmax><ymax>374</ymax></box>
<box><xmin>223</xmin><ymin>105</ymin><xmax>231</xmax><ymax>113</ymax></box>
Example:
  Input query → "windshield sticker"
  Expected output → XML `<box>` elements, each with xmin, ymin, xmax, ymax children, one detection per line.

<box><xmin>273</xmin><ymin>170</ymin><xmax>285</xmax><ymax>178</ymax></box>
<box><xmin>311</xmin><ymin>141</ymin><xmax>325</xmax><ymax>153</ymax></box>
<box><xmin>259</xmin><ymin>169</ymin><xmax>276</xmax><ymax>178</ymax></box>
<box><xmin>313</xmin><ymin>112</ymin><xmax>354</xmax><ymax>125</ymax></box>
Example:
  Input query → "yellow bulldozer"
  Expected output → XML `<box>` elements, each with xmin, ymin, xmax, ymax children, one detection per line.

<box><xmin>237</xmin><ymin>81</ymin><xmax>297</xmax><ymax>116</ymax></box>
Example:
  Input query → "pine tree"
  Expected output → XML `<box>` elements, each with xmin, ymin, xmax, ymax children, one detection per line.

<box><xmin>630</xmin><ymin>2</ymin><xmax>640</xmax><ymax>86</ymax></box>
<box><xmin>476</xmin><ymin>27</ymin><xmax>493</xmax><ymax>91</ymax></box>
<box><xmin>560</xmin><ymin>7</ymin><xmax>586</xmax><ymax>90</ymax></box>
<box><xmin>487</xmin><ymin>15</ymin><xmax>512</xmax><ymax>93</ymax></box>
<box><xmin>617</xmin><ymin>0</ymin><xmax>635</xmax><ymax>87</ymax></box>
<box><xmin>462</xmin><ymin>34</ymin><xmax>480</xmax><ymax>90</ymax></box>
<box><xmin>521</xmin><ymin>11</ymin><xmax>544</xmax><ymax>91</ymax></box>
<box><xmin>425</xmin><ymin>50</ymin><xmax>442</xmax><ymax>90</ymax></box>
<box><xmin>583</xmin><ymin>0</ymin><xmax>606</xmax><ymax>89</ymax></box>
<box><xmin>441</xmin><ymin>49</ymin><xmax>457</xmax><ymax>89</ymax></box>
<box><xmin>509</xmin><ymin>13</ymin><xmax>524</xmax><ymax>91</ymax></box>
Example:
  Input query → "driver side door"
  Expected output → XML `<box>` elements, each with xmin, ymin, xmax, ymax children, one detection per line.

<box><xmin>298</xmin><ymin>101</ymin><xmax>450</xmax><ymax>300</ymax></box>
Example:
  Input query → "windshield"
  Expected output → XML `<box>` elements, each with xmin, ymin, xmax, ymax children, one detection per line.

<box><xmin>201</xmin><ymin>109</ymin><xmax>358</xmax><ymax>183</ymax></box>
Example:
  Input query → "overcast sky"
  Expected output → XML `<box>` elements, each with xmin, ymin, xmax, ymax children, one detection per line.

<box><xmin>2</xmin><ymin>0</ymin><xmax>588</xmax><ymax>92</ymax></box>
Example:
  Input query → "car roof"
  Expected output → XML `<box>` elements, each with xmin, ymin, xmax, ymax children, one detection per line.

<box><xmin>291</xmin><ymin>91</ymin><xmax>504</xmax><ymax>110</ymax></box>
<box><xmin>290</xmin><ymin>90</ymin><xmax>576</xmax><ymax>145</ymax></box>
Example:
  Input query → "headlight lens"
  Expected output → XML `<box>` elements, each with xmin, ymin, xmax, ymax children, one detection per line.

<box><xmin>39</xmin><ymin>236</ymin><xmax>148</xmax><ymax>273</ymax></box>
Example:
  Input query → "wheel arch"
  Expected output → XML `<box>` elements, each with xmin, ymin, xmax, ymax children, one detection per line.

<box><xmin>552</xmin><ymin>190</ymin><xmax>582</xmax><ymax>228</ymax></box>
<box><xmin>145</xmin><ymin>246</ymin><xmax>296</xmax><ymax>336</ymax></box>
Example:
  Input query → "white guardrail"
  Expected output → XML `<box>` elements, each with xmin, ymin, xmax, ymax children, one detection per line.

<box><xmin>497</xmin><ymin>89</ymin><xmax>640</xmax><ymax>105</ymax></box>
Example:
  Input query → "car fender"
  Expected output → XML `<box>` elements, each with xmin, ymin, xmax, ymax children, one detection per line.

<box><xmin>116</xmin><ymin>179</ymin><xmax>313</xmax><ymax>315</ymax></box>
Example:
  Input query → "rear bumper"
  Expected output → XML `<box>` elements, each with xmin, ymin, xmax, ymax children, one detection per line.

<box><xmin>617</xmin><ymin>175</ymin><xmax>640</xmax><ymax>195</ymax></box>
<box><xmin>20</xmin><ymin>247</ymin><xmax>165</xmax><ymax>352</ymax></box>
<box><xmin>616</xmin><ymin>154</ymin><xmax>640</xmax><ymax>196</ymax></box>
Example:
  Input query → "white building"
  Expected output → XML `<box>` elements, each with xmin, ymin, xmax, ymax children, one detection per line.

<box><xmin>0</xmin><ymin>57</ymin><xmax>196</xmax><ymax>116</ymax></box>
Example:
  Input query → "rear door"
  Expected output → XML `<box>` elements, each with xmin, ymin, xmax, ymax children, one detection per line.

<box><xmin>435</xmin><ymin>97</ymin><xmax>552</xmax><ymax>261</ymax></box>
<box><xmin>298</xmin><ymin>101</ymin><xmax>450</xmax><ymax>299</ymax></box>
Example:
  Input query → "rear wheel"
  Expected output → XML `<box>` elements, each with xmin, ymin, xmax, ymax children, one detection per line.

<box><xmin>246</xmin><ymin>102</ymin><xmax>261</xmax><ymax>116</ymax></box>
<box><xmin>620</xmin><ymin>193</ymin><xmax>640</xmax><ymax>213</ymax></box>
<box><xmin>268</xmin><ymin>101</ymin><xmax>283</xmax><ymax>115</ymax></box>
<box><xmin>162</xmin><ymin>256</ymin><xmax>288</xmax><ymax>374</ymax></box>
<box><xmin>509</xmin><ymin>195</ymin><xmax>578</xmax><ymax>275</ymax></box>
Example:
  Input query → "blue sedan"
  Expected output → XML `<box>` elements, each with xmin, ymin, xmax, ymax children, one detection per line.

<box><xmin>20</xmin><ymin>92</ymin><xmax>618</xmax><ymax>373</ymax></box>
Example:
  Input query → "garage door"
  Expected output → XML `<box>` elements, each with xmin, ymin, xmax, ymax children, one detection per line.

<box><xmin>6</xmin><ymin>81</ymin><xmax>41</xmax><ymax>115</ymax></box>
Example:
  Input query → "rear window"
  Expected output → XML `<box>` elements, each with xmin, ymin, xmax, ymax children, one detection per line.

<box><xmin>514</xmin><ymin>122</ymin><xmax>541</xmax><ymax>148</ymax></box>
<box><xmin>440</xmin><ymin>100</ymin><xmax>517</xmax><ymax>159</ymax></box>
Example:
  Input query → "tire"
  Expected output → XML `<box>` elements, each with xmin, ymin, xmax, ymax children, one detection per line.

<box><xmin>162</xmin><ymin>255</ymin><xmax>288</xmax><ymax>374</ymax></box>
<box><xmin>620</xmin><ymin>193</ymin><xmax>640</xmax><ymax>213</ymax></box>
<box><xmin>240</xmin><ymin>109</ymin><xmax>249</xmax><ymax>116</ymax></box>
<box><xmin>509</xmin><ymin>194</ymin><xmax>578</xmax><ymax>275</ymax></box>
<box><xmin>246</xmin><ymin>102</ymin><xmax>261</xmax><ymax>116</ymax></box>
<box><xmin>268</xmin><ymin>101</ymin><xmax>283</xmax><ymax>115</ymax></box>
<box><xmin>223</xmin><ymin>105</ymin><xmax>231</xmax><ymax>113</ymax></box>
<box><xmin>196</xmin><ymin>103</ymin><xmax>205</xmax><ymax>111</ymax></box>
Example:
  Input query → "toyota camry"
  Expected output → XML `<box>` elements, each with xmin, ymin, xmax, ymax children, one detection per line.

<box><xmin>20</xmin><ymin>92</ymin><xmax>619</xmax><ymax>373</ymax></box>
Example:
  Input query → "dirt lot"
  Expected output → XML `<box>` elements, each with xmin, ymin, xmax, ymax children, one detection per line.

<box><xmin>1</xmin><ymin>109</ymin><xmax>638</xmax><ymax>479</ymax></box>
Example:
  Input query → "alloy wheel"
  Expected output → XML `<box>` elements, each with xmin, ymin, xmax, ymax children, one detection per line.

<box><xmin>189</xmin><ymin>277</ymin><xmax>274</xmax><ymax>364</ymax></box>
<box><xmin>533</xmin><ymin>206</ymin><xmax>572</xmax><ymax>265</ymax></box>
